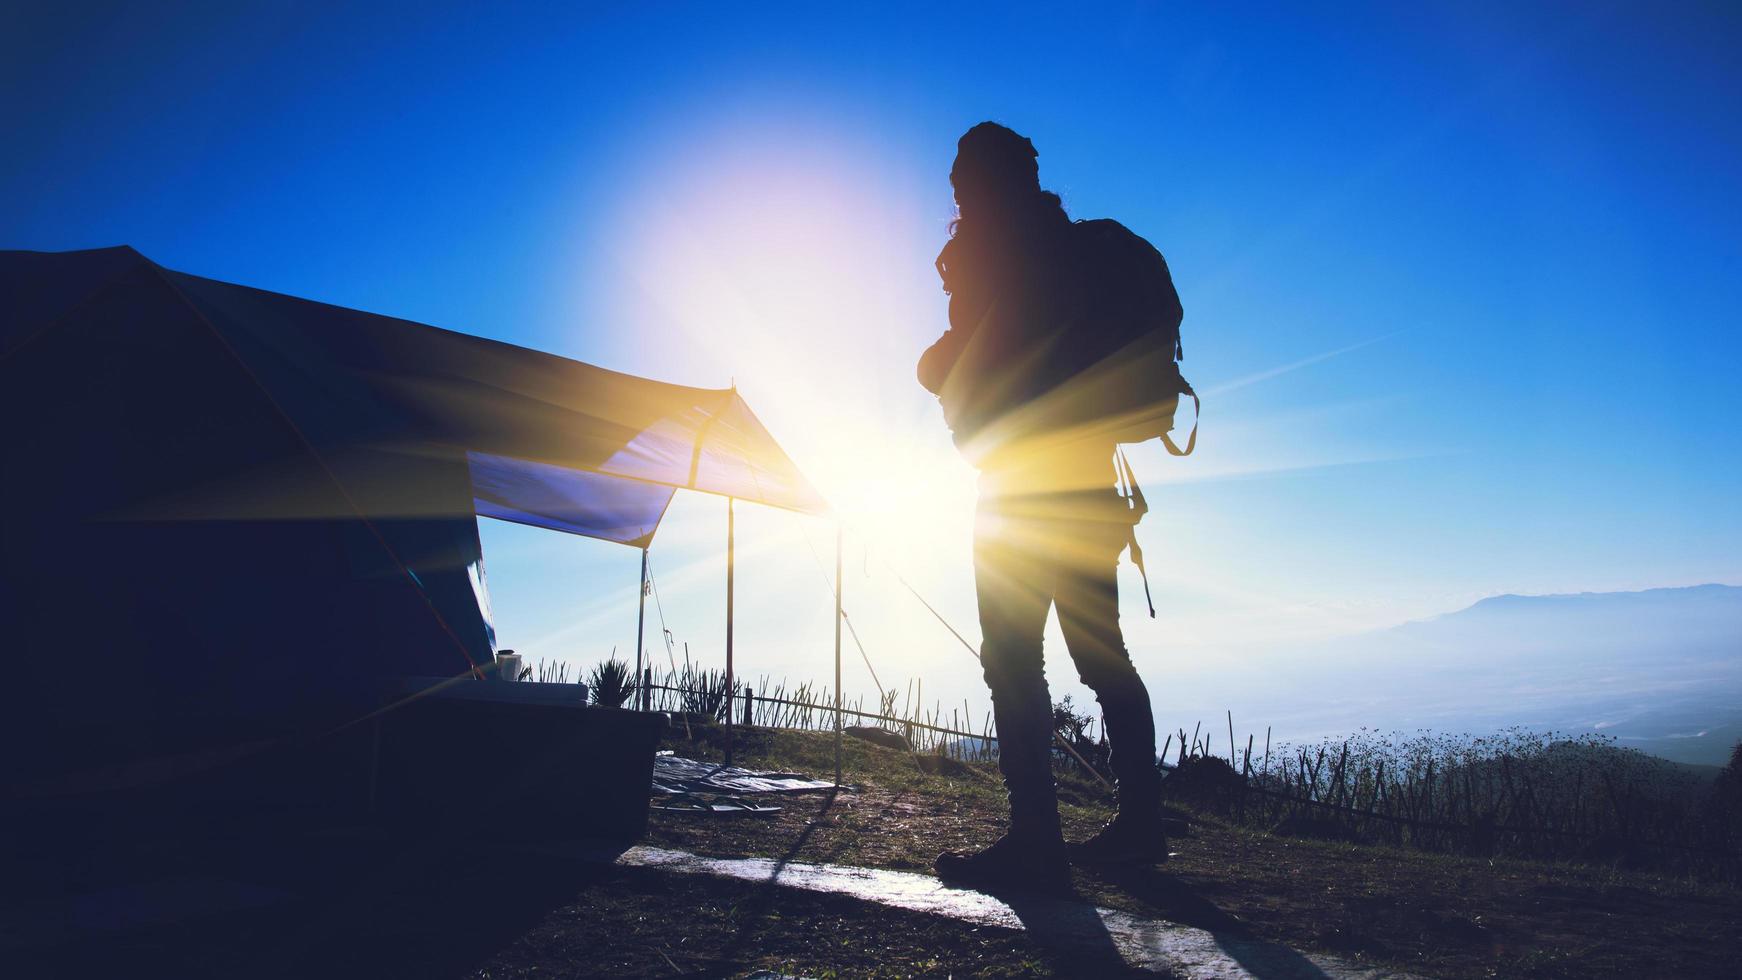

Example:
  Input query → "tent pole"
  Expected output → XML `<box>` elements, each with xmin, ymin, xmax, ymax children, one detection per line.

<box><xmin>834</xmin><ymin>521</ymin><xmax>844</xmax><ymax>785</ymax></box>
<box><xmin>635</xmin><ymin>547</ymin><xmax>648</xmax><ymax>711</ymax></box>
<box><xmin>725</xmin><ymin>496</ymin><xmax>735</xmax><ymax>766</ymax></box>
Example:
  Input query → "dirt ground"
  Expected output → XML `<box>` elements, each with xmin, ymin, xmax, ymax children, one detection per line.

<box><xmin>9</xmin><ymin>725</ymin><xmax>1736</xmax><ymax>978</ymax></box>
<box><xmin>560</xmin><ymin>725</ymin><xmax>1740</xmax><ymax>979</ymax></box>
<box><xmin>474</xmin><ymin>864</ymin><xmax>1089</xmax><ymax>979</ymax></box>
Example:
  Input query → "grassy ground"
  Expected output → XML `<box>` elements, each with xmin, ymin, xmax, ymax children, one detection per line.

<box><xmin>475</xmin><ymin>724</ymin><xmax>1742</xmax><ymax>979</ymax></box>
<box><xmin>12</xmin><ymin>724</ymin><xmax>1734</xmax><ymax>978</ymax></box>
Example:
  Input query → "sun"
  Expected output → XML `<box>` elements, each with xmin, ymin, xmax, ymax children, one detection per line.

<box><xmin>799</xmin><ymin>423</ymin><xmax>979</xmax><ymax>570</ymax></box>
<box><xmin>593</xmin><ymin>113</ymin><xmax>981</xmax><ymax>570</ymax></box>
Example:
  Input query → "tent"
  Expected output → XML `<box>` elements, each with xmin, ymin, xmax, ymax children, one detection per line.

<box><xmin>0</xmin><ymin>246</ymin><xmax>830</xmax><ymax>782</ymax></box>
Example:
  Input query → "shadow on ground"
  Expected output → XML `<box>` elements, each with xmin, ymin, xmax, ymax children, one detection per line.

<box><xmin>1084</xmin><ymin>865</ymin><xmax>1336</xmax><ymax>977</ymax></box>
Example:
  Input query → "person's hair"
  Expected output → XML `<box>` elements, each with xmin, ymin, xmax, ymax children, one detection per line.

<box><xmin>949</xmin><ymin>121</ymin><xmax>1069</xmax><ymax>239</ymax></box>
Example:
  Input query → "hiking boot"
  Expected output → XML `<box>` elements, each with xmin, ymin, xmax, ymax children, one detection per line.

<box><xmin>934</xmin><ymin>833</ymin><xmax>1071</xmax><ymax>894</ymax></box>
<box><xmin>1067</xmin><ymin>812</ymin><xmax>1169</xmax><ymax>865</ymax></box>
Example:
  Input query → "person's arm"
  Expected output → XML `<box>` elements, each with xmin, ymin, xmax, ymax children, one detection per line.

<box><xmin>917</xmin><ymin>301</ymin><xmax>970</xmax><ymax>395</ymax></box>
<box><xmin>918</xmin><ymin>238</ymin><xmax>972</xmax><ymax>394</ymax></box>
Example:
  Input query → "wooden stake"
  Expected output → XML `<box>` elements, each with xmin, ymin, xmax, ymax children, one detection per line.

<box><xmin>834</xmin><ymin>521</ymin><xmax>844</xmax><ymax>785</ymax></box>
<box><xmin>725</xmin><ymin>497</ymin><xmax>735</xmax><ymax>765</ymax></box>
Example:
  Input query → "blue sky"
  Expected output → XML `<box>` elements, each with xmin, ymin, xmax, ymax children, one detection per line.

<box><xmin>6</xmin><ymin>2</ymin><xmax>1739</xmax><ymax>729</ymax></box>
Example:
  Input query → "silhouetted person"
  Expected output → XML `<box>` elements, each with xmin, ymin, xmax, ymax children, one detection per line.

<box><xmin>922</xmin><ymin>122</ymin><xmax>1186</xmax><ymax>891</ymax></box>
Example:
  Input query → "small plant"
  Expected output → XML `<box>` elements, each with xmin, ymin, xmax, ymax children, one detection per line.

<box><xmin>1051</xmin><ymin>695</ymin><xmax>1109</xmax><ymax>772</ymax></box>
<box><xmin>679</xmin><ymin>666</ymin><xmax>731</xmax><ymax>721</ymax></box>
<box><xmin>588</xmin><ymin>657</ymin><xmax>636</xmax><ymax>708</ymax></box>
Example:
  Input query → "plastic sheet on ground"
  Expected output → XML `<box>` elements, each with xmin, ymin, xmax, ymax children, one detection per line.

<box><xmin>651</xmin><ymin>754</ymin><xmax>837</xmax><ymax>795</ymax></box>
<box><xmin>650</xmin><ymin>797</ymin><xmax>784</xmax><ymax>816</ymax></box>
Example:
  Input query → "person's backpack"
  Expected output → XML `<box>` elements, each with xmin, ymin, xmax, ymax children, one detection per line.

<box><xmin>1064</xmin><ymin>218</ymin><xmax>1198</xmax><ymax>456</ymax></box>
<box><xmin>1066</xmin><ymin>219</ymin><xmax>1198</xmax><ymax>619</ymax></box>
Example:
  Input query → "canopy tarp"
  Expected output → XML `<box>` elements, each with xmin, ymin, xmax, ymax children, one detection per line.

<box><xmin>155</xmin><ymin>253</ymin><xmax>828</xmax><ymax>522</ymax></box>
<box><xmin>1</xmin><ymin>245</ymin><xmax>824</xmax><ymax>540</ymax></box>
<box><xmin>468</xmin><ymin>450</ymin><xmax>675</xmax><ymax>547</ymax></box>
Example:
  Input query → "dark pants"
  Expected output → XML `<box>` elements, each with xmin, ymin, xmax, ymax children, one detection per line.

<box><xmin>974</xmin><ymin>482</ymin><xmax>1162</xmax><ymax>841</ymax></box>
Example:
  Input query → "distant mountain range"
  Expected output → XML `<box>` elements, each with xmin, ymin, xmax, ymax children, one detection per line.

<box><xmin>1247</xmin><ymin>585</ymin><xmax>1742</xmax><ymax>766</ymax></box>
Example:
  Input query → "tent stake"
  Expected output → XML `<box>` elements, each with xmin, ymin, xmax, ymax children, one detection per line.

<box><xmin>834</xmin><ymin>521</ymin><xmax>844</xmax><ymax>785</ymax></box>
<box><xmin>725</xmin><ymin>497</ymin><xmax>735</xmax><ymax>766</ymax></box>
<box><xmin>635</xmin><ymin>547</ymin><xmax>648</xmax><ymax>710</ymax></box>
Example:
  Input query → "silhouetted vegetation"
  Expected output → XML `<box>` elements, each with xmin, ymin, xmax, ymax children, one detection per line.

<box><xmin>533</xmin><ymin>658</ymin><xmax>570</xmax><ymax>683</ymax></box>
<box><xmin>1051</xmin><ymin>694</ymin><xmax>1112</xmax><ymax>775</ymax></box>
<box><xmin>586</xmin><ymin>657</ymin><xmax>636</xmax><ymax>708</ymax></box>
<box><xmin>1166</xmin><ymin>725</ymin><xmax>1741</xmax><ymax>880</ymax></box>
<box><xmin>617</xmin><ymin>663</ymin><xmax>1000</xmax><ymax>759</ymax></box>
<box><xmin>1705</xmin><ymin>741</ymin><xmax>1742</xmax><ymax>858</ymax></box>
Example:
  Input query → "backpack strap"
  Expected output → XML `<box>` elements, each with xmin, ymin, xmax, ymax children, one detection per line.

<box><xmin>1160</xmin><ymin>383</ymin><xmax>1199</xmax><ymax>457</ymax></box>
<box><xmin>1116</xmin><ymin>449</ymin><xmax>1157</xmax><ymax>619</ymax></box>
